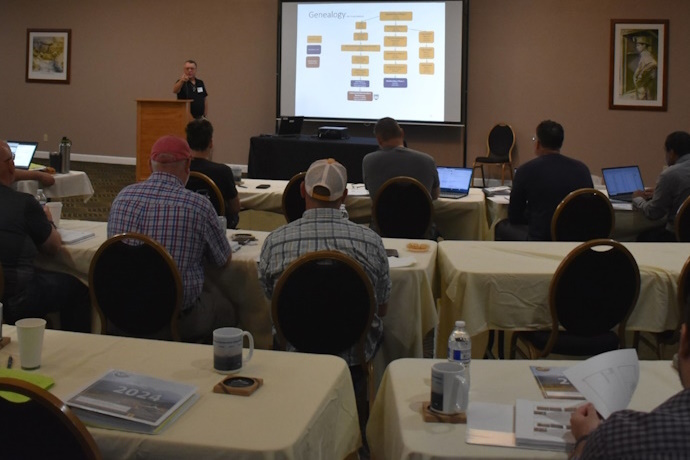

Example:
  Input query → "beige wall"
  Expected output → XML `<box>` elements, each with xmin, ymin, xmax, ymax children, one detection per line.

<box><xmin>1</xmin><ymin>0</ymin><xmax>688</xmax><ymax>184</ymax></box>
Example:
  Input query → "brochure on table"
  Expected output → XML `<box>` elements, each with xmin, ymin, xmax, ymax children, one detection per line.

<box><xmin>66</xmin><ymin>369</ymin><xmax>199</xmax><ymax>434</ymax></box>
<box><xmin>530</xmin><ymin>366</ymin><xmax>584</xmax><ymax>400</ymax></box>
<box><xmin>466</xmin><ymin>349</ymin><xmax>639</xmax><ymax>452</ymax></box>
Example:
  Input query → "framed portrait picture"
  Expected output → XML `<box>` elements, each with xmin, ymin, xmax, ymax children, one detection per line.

<box><xmin>26</xmin><ymin>29</ymin><xmax>71</xmax><ymax>84</ymax></box>
<box><xmin>609</xmin><ymin>19</ymin><xmax>668</xmax><ymax>111</ymax></box>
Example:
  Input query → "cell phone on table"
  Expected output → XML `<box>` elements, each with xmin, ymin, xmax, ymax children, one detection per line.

<box><xmin>256</xmin><ymin>184</ymin><xmax>270</xmax><ymax>189</ymax></box>
<box><xmin>386</xmin><ymin>249</ymin><xmax>399</xmax><ymax>257</ymax></box>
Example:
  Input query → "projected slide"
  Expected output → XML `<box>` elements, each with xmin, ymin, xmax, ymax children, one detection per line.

<box><xmin>293</xmin><ymin>2</ymin><xmax>447</xmax><ymax>122</ymax></box>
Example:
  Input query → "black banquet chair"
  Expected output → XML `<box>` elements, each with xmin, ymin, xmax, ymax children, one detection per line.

<box><xmin>282</xmin><ymin>171</ymin><xmax>307</xmax><ymax>223</ymax></box>
<box><xmin>372</xmin><ymin>176</ymin><xmax>433</xmax><ymax>239</ymax></box>
<box><xmin>510</xmin><ymin>239</ymin><xmax>640</xmax><ymax>359</ymax></box>
<box><xmin>551</xmin><ymin>188</ymin><xmax>614</xmax><ymax>241</ymax></box>
<box><xmin>0</xmin><ymin>377</ymin><xmax>102</xmax><ymax>459</ymax></box>
<box><xmin>89</xmin><ymin>232</ymin><xmax>184</xmax><ymax>341</ymax></box>
<box><xmin>186</xmin><ymin>171</ymin><xmax>225</xmax><ymax>217</ymax></box>
<box><xmin>472</xmin><ymin>123</ymin><xmax>516</xmax><ymax>187</ymax></box>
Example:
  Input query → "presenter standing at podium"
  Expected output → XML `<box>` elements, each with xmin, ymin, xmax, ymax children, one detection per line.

<box><xmin>173</xmin><ymin>59</ymin><xmax>208</xmax><ymax>119</ymax></box>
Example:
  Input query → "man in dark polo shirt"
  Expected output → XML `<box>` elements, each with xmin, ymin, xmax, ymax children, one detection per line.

<box><xmin>173</xmin><ymin>59</ymin><xmax>208</xmax><ymax>119</ymax></box>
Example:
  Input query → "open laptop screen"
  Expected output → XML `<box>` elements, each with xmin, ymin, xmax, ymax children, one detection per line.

<box><xmin>7</xmin><ymin>141</ymin><xmax>38</xmax><ymax>170</ymax></box>
<box><xmin>277</xmin><ymin>116</ymin><xmax>304</xmax><ymax>136</ymax></box>
<box><xmin>438</xmin><ymin>166</ymin><xmax>473</xmax><ymax>193</ymax></box>
<box><xmin>602</xmin><ymin>166</ymin><xmax>644</xmax><ymax>197</ymax></box>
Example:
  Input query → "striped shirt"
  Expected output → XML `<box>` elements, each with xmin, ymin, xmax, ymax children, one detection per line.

<box><xmin>108</xmin><ymin>172</ymin><xmax>231</xmax><ymax>309</ymax></box>
<box><xmin>259</xmin><ymin>207</ymin><xmax>391</xmax><ymax>365</ymax></box>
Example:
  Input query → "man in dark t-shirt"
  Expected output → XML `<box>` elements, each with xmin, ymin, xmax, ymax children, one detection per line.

<box><xmin>498</xmin><ymin>120</ymin><xmax>593</xmax><ymax>241</ymax></box>
<box><xmin>186</xmin><ymin>119</ymin><xmax>241</xmax><ymax>228</ymax></box>
<box><xmin>0</xmin><ymin>140</ymin><xmax>90</xmax><ymax>331</ymax></box>
<box><xmin>173</xmin><ymin>59</ymin><xmax>208</xmax><ymax>119</ymax></box>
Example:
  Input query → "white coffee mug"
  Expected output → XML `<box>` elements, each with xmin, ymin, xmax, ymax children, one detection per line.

<box><xmin>430</xmin><ymin>361</ymin><xmax>469</xmax><ymax>414</ymax></box>
<box><xmin>213</xmin><ymin>327</ymin><xmax>254</xmax><ymax>374</ymax></box>
<box><xmin>16</xmin><ymin>318</ymin><xmax>47</xmax><ymax>370</ymax></box>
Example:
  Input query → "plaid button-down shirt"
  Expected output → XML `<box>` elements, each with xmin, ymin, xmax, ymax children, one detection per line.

<box><xmin>108</xmin><ymin>172</ymin><xmax>231</xmax><ymax>309</ymax></box>
<box><xmin>259</xmin><ymin>207</ymin><xmax>391</xmax><ymax>365</ymax></box>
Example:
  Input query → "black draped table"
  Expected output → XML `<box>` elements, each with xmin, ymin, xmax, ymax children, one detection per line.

<box><xmin>247</xmin><ymin>135</ymin><xmax>379</xmax><ymax>183</ymax></box>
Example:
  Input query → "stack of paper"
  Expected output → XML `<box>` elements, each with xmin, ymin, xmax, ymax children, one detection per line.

<box><xmin>58</xmin><ymin>228</ymin><xmax>95</xmax><ymax>244</ymax></box>
<box><xmin>66</xmin><ymin>369</ymin><xmax>198</xmax><ymax>434</ymax></box>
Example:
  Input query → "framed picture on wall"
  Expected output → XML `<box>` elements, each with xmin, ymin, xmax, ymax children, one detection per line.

<box><xmin>609</xmin><ymin>19</ymin><xmax>668</xmax><ymax>111</ymax></box>
<box><xmin>26</xmin><ymin>29</ymin><xmax>71</xmax><ymax>84</ymax></box>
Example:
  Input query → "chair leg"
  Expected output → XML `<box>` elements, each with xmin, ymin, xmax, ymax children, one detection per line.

<box><xmin>497</xmin><ymin>331</ymin><xmax>505</xmax><ymax>359</ymax></box>
<box><xmin>485</xmin><ymin>330</ymin><xmax>496</xmax><ymax>359</ymax></box>
<box><xmin>473</xmin><ymin>163</ymin><xmax>486</xmax><ymax>188</ymax></box>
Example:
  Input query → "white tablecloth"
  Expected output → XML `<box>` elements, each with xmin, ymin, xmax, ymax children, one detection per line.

<box><xmin>0</xmin><ymin>326</ymin><xmax>360</xmax><ymax>460</ymax></box>
<box><xmin>435</xmin><ymin>240</ymin><xmax>690</xmax><ymax>356</ymax></box>
<box><xmin>37</xmin><ymin>220</ymin><xmax>439</xmax><ymax>382</ymax></box>
<box><xmin>238</xmin><ymin>179</ymin><xmax>491</xmax><ymax>240</ymax></box>
<box><xmin>367</xmin><ymin>358</ymin><xmax>681</xmax><ymax>460</ymax></box>
<box><xmin>15</xmin><ymin>170</ymin><xmax>95</xmax><ymax>202</ymax></box>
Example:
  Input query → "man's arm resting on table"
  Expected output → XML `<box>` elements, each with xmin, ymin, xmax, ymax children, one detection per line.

<box><xmin>14</xmin><ymin>169</ymin><xmax>55</xmax><ymax>186</ymax></box>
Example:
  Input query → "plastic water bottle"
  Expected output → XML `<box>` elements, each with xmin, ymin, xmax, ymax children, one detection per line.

<box><xmin>448</xmin><ymin>320</ymin><xmax>471</xmax><ymax>385</ymax></box>
<box><xmin>340</xmin><ymin>203</ymin><xmax>349</xmax><ymax>219</ymax></box>
<box><xmin>36</xmin><ymin>188</ymin><xmax>47</xmax><ymax>206</ymax></box>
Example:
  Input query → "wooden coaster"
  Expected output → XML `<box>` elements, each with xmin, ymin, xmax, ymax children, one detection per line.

<box><xmin>0</xmin><ymin>337</ymin><xmax>10</xmax><ymax>349</ymax></box>
<box><xmin>421</xmin><ymin>402</ymin><xmax>467</xmax><ymax>424</ymax></box>
<box><xmin>213</xmin><ymin>376</ymin><xmax>263</xmax><ymax>396</ymax></box>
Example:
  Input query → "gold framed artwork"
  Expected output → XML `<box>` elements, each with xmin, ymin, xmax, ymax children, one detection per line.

<box><xmin>609</xmin><ymin>19</ymin><xmax>668</xmax><ymax>111</ymax></box>
<box><xmin>26</xmin><ymin>29</ymin><xmax>71</xmax><ymax>84</ymax></box>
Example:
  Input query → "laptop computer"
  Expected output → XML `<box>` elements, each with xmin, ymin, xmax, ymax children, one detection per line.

<box><xmin>7</xmin><ymin>140</ymin><xmax>38</xmax><ymax>170</ymax></box>
<box><xmin>602</xmin><ymin>166</ymin><xmax>644</xmax><ymax>202</ymax></box>
<box><xmin>277</xmin><ymin>116</ymin><xmax>304</xmax><ymax>136</ymax></box>
<box><xmin>437</xmin><ymin>166</ymin><xmax>473</xmax><ymax>199</ymax></box>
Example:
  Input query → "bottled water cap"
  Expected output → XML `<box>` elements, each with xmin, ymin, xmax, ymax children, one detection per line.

<box><xmin>455</xmin><ymin>320</ymin><xmax>465</xmax><ymax>328</ymax></box>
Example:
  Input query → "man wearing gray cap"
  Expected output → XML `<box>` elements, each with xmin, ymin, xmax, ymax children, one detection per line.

<box><xmin>259</xmin><ymin>158</ymin><xmax>391</xmax><ymax>365</ymax></box>
<box><xmin>632</xmin><ymin>34</ymin><xmax>657</xmax><ymax>100</ymax></box>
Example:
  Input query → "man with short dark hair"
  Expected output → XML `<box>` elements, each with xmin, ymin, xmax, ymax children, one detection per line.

<box><xmin>570</xmin><ymin>294</ymin><xmax>690</xmax><ymax>458</ymax></box>
<box><xmin>362</xmin><ymin>117</ymin><xmax>440</xmax><ymax>200</ymax></box>
<box><xmin>633</xmin><ymin>131</ymin><xmax>690</xmax><ymax>241</ymax></box>
<box><xmin>173</xmin><ymin>59</ymin><xmax>208</xmax><ymax>119</ymax></box>
<box><xmin>259</xmin><ymin>158</ymin><xmax>391</xmax><ymax>365</ymax></box>
<box><xmin>186</xmin><ymin>118</ymin><xmax>241</xmax><ymax>228</ymax></box>
<box><xmin>0</xmin><ymin>140</ymin><xmax>90</xmax><ymax>331</ymax></box>
<box><xmin>108</xmin><ymin>135</ymin><xmax>234</xmax><ymax>341</ymax></box>
<box><xmin>498</xmin><ymin>120</ymin><xmax>592</xmax><ymax>241</ymax></box>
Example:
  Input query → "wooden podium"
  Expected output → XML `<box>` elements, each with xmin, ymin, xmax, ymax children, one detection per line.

<box><xmin>136</xmin><ymin>99</ymin><xmax>191</xmax><ymax>181</ymax></box>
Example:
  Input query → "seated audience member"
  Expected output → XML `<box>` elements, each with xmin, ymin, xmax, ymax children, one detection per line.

<box><xmin>570</xmin><ymin>298</ymin><xmax>690</xmax><ymax>459</ymax></box>
<box><xmin>497</xmin><ymin>120</ymin><xmax>592</xmax><ymax>241</ymax></box>
<box><xmin>362</xmin><ymin>116</ymin><xmax>440</xmax><ymax>200</ymax></box>
<box><xmin>0</xmin><ymin>141</ymin><xmax>90</xmax><ymax>331</ymax></box>
<box><xmin>259</xmin><ymin>158</ymin><xmax>391</xmax><ymax>364</ymax></box>
<box><xmin>108</xmin><ymin>135</ymin><xmax>234</xmax><ymax>341</ymax></box>
<box><xmin>633</xmin><ymin>131</ymin><xmax>690</xmax><ymax>242</ymax></box>
<box><xmin>186</xmin><ymin>118</ymin><xmax>241</xmax><ymax>228</ymax></box>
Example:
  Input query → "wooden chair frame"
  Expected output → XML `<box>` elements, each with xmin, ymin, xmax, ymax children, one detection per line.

<box><xmin>472</xmin><ymin>123</ymin><xmax>516</xmax><ymax>187</ymax></box>
<box><xmin>675</xmin><ymin>195</ymin><xmax>690</xmax><ymax>242</ymax></box>
<box><xmin>281</xmin><ymin>171</ymin><xmax>307</xmax><ymax>223</ymax></box>
<box><xmin>551</xmin><ymin>188</ymin><xmax>615</xmax><ymax>241</ymax></box>
<box><xmin>0</xmin><ymin>377</ymin><xmax>102</xmax><ymax>459</ymax></box>
<box><xmin>511</xmin><ymin>239</ymin><xmax>640</xmax><ymax>359</ymax></box>
<box><xmin>372</xmin><ymin>176</ymin><xmax>433</xmax><ymax>239</ymax></box>
<box><xmin>188</xmin><ymin>171</ymin><xmax>225</xmax><ymax>216</ymax></box>
<box><xmin>88</xmin><ymin>232</ymin><xmax>183</xmax><ymax>341</ymax></box>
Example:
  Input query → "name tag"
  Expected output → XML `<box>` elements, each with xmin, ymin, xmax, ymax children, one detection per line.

<box><xmin>197</xmin><ymin>87</ymin><xmax>204</xmax><ymax>93</ymax></box>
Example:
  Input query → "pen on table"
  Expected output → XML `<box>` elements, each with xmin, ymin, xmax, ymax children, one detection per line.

<box><xmin>7</xmin><ymin>355</ymin><xmax>13</xmax><ymax>369</ymax></box>
<box><xmin>237</xmin><ymin>184</ymin><xmax>247</xmax><ymax>188</ymax></box>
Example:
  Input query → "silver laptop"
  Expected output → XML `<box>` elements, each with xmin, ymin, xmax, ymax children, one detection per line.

<box><xmin>602</xmin><ymin>166</ymin><xmax>644</xmax><ymax>202</ymax></box>
<box><xmin>437</xmin><ymin>166</ymin><xmax>473</xmax><ymax>199</ymax></box>
<box><xmin>7</xmin><ymin>140</ymin><xmax>38</xmax><ymax>170</ymax></box>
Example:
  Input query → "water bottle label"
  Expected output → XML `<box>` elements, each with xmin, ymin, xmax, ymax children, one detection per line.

<box><xmin>449</xmin><ymin>349</ymin><xmax>471</xmax><ymax>362</ymax></box>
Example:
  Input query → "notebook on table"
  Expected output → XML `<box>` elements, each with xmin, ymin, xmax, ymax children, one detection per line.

<box><xmin>601</xmin><ymin>166</ymin><xmax>644</xmax><ymax>202</ymax></box>
<box><xmin>437</xmin><ymin>166</ymin><xmax>473</xmax><ymax>199</ymax></box>
<box><xmin>7</xmin><ymin>141</ymin><xmax>38</xmax><ymax>170</ymax></box>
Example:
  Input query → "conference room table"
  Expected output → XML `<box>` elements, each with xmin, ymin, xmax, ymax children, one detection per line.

<box><xmin>15</xmin><ymin>170</ymin><xmax>95</xmax><ymax>202</ymax></box>
<box><xmin>435</xmin><ymin>240</ymin><xmax>690</xmax><ymax>357</ymax></box>
<box><xmin>238</xmin><ymin>178</ymin><xmax>492</xmax><ymax>240</ymax></box>
<box><xmin>366</xmin><ymin>358</ymin><xmax>681</xmax><ymax>459</ymax></box>
<box><xmin>485</xmin><ymin>193</ymin><xmax>661</xmax><ymax>242</ymax></box>
<box><xmin>0</xmin><ymin>326</ymin><xmax>361</xmax><ymax>460</ymax></box>
<box><xmin>38</xmin><ymin>220</ymin><xmax>439</xmax><ymax>384</ymax></box>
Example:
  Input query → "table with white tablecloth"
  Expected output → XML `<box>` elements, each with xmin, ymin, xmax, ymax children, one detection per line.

<box><xmin>367</xmin><ymin>358</ymin><xmax>681</xmax><ymax>460</ymax></box>
<box><xmin>238</xmin><ymin>178</ymin><xmax>491</xmax><ymax>240</ymax></box>
<box><xmin>435</xmin><ymin>240</ymin><xmax>690</xmax><ymax>356</ymax></box>
<box><xmin>15</xmin><ymin>170</ymin><xmax>95</xmax><ymax>202</ymax></box>
<box><xmin>38</xmin><ymin>220</ymin><xmax>439</xmax><ymax>380</ymax></box>
<box><xmin>0</xmin><ymin>326</ymin><xmax>360</xmax><ymax>460</ymax></box>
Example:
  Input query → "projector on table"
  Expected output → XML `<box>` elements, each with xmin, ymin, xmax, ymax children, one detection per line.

<box><xmin>317</xmin><ymin>126</ymin><xmax>349</xmax><ymax>140</ymax></box>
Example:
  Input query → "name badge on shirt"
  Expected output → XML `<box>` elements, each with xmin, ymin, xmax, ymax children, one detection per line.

<box><xmin>197</xmin><ymin>87</ymin><xmax>204</xmax><ymax>93</ymax></box>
